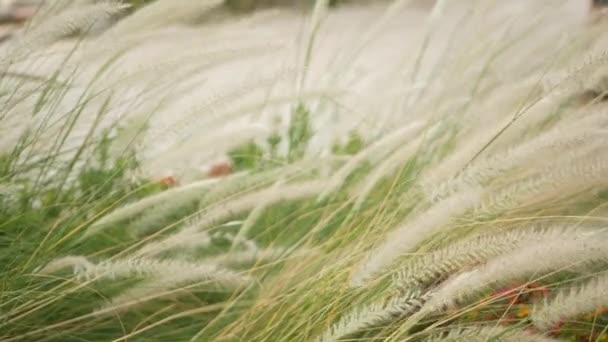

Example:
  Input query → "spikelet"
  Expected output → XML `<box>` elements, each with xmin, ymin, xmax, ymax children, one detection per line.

<box><xmin>423</xmin><ymin>230</ymin><xmax>608</xmax><ymax>313</ymax></box>
<box><xmin>531</xmin><ymin>273</ymin><xmax>608</xmax><ymax>330</ymax></box>
<box><xmin>83</xmin><ymin>177</ymin><xmax>221</xmax><ymax>239</ymax></box>
<box><xmin>351</xmin><ymin>188</ymin><xmax>482</xmax><ymax>287</ymax></box>
<box><xmin>319</xmin><ymin>291</ymin><xmax>428</xmax><ymax>342</ymax></box>
<box><xmin>392</xmin><ymin>226</ymin><xmax>581</xmax><ymax>295</ymax></box>
<box><xmin>98</xmin><ymin>260</ymin><xmax>251</xmax><ymax>311</ymax></box>
<box><xmin>426</xmin><ymin>115</ymin><xmax>608</xmax><ymax>202</ymax></box>
<box><xmin>423</xmin><ymin>325</ymin><xmax>562</xmax><ymax>342</ymax></box>
<box><xmin>40</xmin><ymin>255</ymin><xmax>250</xmax><ymax>290</ymax></box>
<box><xmin>479</xmin><ymin>146</ymin><xmax>608</xmax><ymax>213</ymax></box>
<box><xmin>37</xmin><ymin>256</ymin><xmax>94</xmax><ymax>275</ymax></box>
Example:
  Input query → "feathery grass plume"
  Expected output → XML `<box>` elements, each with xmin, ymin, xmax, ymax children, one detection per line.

<box><xmin>423</xmin><ymin>326</ymin><xmax>562</xmax><ymax>342</ymax></box>
<box><xmin>478</xmin><ymin>146</ymin><xmax>608</xmax><ymax>213</ymax></box>
<box><xmin>98</xmin><ymin>262</ymin><xmax>252</xmax><ymax>312</ymax></box>
<box><xmin>175</xmin><ymin>231</ymin><xmax>213</xmax><ymax>251</ymax></box>
<box><xmin>318</xmin><ymin>290</ymin><xmax>428</xmax><ymax>342</ymax></box>
<box><xmin>125</xmin><ymin>162</ymin><xmax>315</xmax><ymax>248</ymax></box>
<box><xmin>99</xmin><ymin>275</ymin><xmax>242</xmax><ymax>313</ymax></box>
<box><xmin>134</xmin><ymin>179</ymin><xmax>329</xmax><ymax>258</ymax></box>
<box><xmin>127</xmin><ymin>175</ymin><xmax>258</xmax><ymax>236</ymax></box>
<box><xmin>351</xmin><ymin>187</ymin><xmax>483</xmax><ymax>287</ymax></box>
<box><xmin>318</xmin><ymin>120</ymin><xmax>426</xmax><ymax>201</ymax></box>
<box><xmin>40</xmin><ymin>255</ymin><xmax>250</xmax><ymax>289</ymax></box>
<box><xmin>37</xmin><ymin>255</ymin><xmax>94</xmax><ymax>275</ymax></box>
<box><xmin>199</xmin><ymin>158</ymin><xmax>322</xmax><ymax>204</ymax></box>
<box><xmin>426</xmin><ymin>114</ymin><xmax>608</xmax><ymax>201</ymax></box>
<box><xmin>127</xmin><ymin>196</ymin><xmax>203</xmax><ymax>237</ymax></box>
<box><xmin>4</xmin><ymin>1</ymin><xmax>129</xmax><ymax>57</ymax></box>
<box><xmin>391</xmin><ymin>226</ymin><xmax>582</xmax><ymax>295</ymax></box>
<box><xmin>131</xmin><ymin>225</ymin><xmax>215</xmax><ymax>259</ymax></box>
<box><xmin>531</xmin><ymin>272</ymin><xmax>608</xmax><ymax>331</ymax></box>
<box><xmin>548</xmin><ymin>48</ymin><xmax>608</xmax><ymax>98</ymax></box>
<box><xmin>172</xmin><ymin>180</ymin><xmax>328</xmax><ymax>236</ymax></box>
<box><xmin>192</xmin><ymin>159</ymin><xmax>316</xmax><ymax>208</ymax></box>
<box><xmin>102</xmin><ymin>0</ymin><xmax>222</xmax><ymax>38</ymax></box>
<box><xmin>83</xmin><ymin>177</ymin><xmax>222</xmax><ymax>238</ymax></box>
<box><xmin>421</xmin><ymin>230</ymin><xmax>608</xmax><ymax>314</ymax></box>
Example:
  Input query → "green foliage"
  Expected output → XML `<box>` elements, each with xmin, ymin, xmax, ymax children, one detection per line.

<box><xmin>227</xmin><ymin>103</ymin><xmax>317</xmax><ymax>172</ymax></box>
<box><xmin>266</xmin><ymin>132</ymin><xmax>282</xmax><ymax>158</ymax></box>
<box><xmin>0</xmin><ymin>153</ymin><xmax>11</xmax><ymax>179</ymax></box>
<box><xmin>228</xmin><ymin>140</ymin><xmax>264</xmax><ymax>172</ymax></box>
<box><xmin>287</xmin><ymin>102</ymin><xmax>313</xmax><ymax>162</ymax></box>
<box><xmin>0</xmin><ymin>131</ymin><xmax>171</xmax><ymax>339</ymax></box>
<box><xmin>333</xmin><ymin>130</ymin><xmax>364</xmax><ymax>156</ymax></box>
<box><xmin>125</xmin><ymin>0</ymin><xmax>156</xmax><ymax>8</ymax></box>
<box><xmin>79</xmin><ymin>135</ymin><xmax>140</xmax><ymax>200</ymax></box>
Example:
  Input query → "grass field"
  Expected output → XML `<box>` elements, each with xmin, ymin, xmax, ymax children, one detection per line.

<box><xmin>1</xmin><ymin>0</ymin><xmax>608</xmax><ymax>341</ymax></box>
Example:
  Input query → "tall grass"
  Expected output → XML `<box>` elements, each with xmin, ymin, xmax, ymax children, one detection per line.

<box><xmin>1</xmin><ymin>0</ymin><xmax>608</xmax><ymax>341</ymax></box>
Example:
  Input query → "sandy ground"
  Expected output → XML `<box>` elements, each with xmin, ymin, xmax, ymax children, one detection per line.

<box><xmin>0</xmin><ymin>0</ymin><xmax>599</xmax><ymax>181</ymax></box>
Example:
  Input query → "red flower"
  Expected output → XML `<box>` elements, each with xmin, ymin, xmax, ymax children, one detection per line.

<box><xmin>160</xmin><ymin>176</ymin><xmax>177</xmax><ymax>187</ymax></box>
<box><xmin>208</xmin><ymin>162</ymin><xmax>232</xmax><ymax>178</ymax></box>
